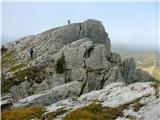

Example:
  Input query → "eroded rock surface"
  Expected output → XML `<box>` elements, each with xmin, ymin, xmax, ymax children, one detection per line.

<box><xmin>2</xmin><ymin>19</ymin><xmax>157</xmax><ymax>101</ymax></box>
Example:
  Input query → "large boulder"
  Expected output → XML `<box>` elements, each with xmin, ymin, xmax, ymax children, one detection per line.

<box><xmin>122</xmin><ymin>58</ymin><xmax>136</xmax><ymax>84</ymax></box>
<box><xmin>14</xmin><ymin>81</ymin><xmax>82</xmax><ymax>107</ymax></box>
<box><xmin>10</xmin><ymin>81</ymin><xmax>31</xmax><ymax>100</ymax></box>
<box><xmin>85</xmin><ymin>44</ymin><xmax>110</xmax><ymax>70</ymax></box>
<box><xmin>80</xmin><ymin>19</ymin><xmax>111</xmax><ymax>51</ymax></box>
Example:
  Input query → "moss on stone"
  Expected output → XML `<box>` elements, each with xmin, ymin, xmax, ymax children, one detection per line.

<box><xmin>2</xmin><ymin>67</ymin><xmax>47</xmax><ymax>93</ymax></box>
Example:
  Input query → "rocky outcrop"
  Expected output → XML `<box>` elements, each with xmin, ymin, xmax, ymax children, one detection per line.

<box><xmin>45</xmin><ymin>82</ymin><xmax>160</xmax><ymax>120</ymax></box>
<box><xmin>14</xmin><ymin>82</ymin><xmax>160</xmax><ymax>120</ymax></box>
<box><xmin>2</xmin><ymin>19</ymin><xmax>157</xmax><ymax>101</ymax></box>
<box><xmin>8</xmin><ymin>19</ymin><xmax>110</xmax><ymax>62</ymax></box>
<box><xmin>13</xmin><ymin>81</ymin><xmax>82</xmax><ymax>107</ymax></box>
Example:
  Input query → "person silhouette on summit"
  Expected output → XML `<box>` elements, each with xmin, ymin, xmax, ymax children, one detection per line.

<box><xmin>29</xmin><ymin>47</ymin><xmax>34</xmax><ymax>59</ymax></box>
<box><xmin>68</xmin><ymin>20</ymin><xmax>70</xmax><ymax>24</ymax></box>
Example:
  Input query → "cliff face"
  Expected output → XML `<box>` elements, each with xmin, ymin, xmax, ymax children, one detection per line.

<box><xmin>1</xmin><ymin>19</ymin><xmax>156</xmax><ymax>100</ymax></box>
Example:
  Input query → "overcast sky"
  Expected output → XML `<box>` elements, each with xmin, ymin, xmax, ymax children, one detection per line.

<box><xmin>1</xmin><ymin>1</ymin><xmax>159</xmax><ymax>50</ymax></box>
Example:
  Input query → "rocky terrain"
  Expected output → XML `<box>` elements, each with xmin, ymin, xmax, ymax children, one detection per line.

<box><xmin>112</xmin><ymin>44</ymin><xmax>160</xmax><ymax>80</ymax></box>
<box><xmin>1</xmin><ymin>19</ymin><xmax>159</xmax><ymax>120</ymax></box>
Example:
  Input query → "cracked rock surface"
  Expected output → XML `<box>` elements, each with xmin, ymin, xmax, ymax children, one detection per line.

<box><xmin>2</xmin><ymin>19</ymin><xmax>157</xmax><ymax>102</ymax></box>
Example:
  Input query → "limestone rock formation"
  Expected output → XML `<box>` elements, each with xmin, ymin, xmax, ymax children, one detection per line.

<box><xmin>1</xmin><ymin>19</ymin><xmax>157</xmax><ymax>101</ymax></box>
<box><xmin>14</xmin><ymin>82</ymin><xmax>160</xmax><ymax>120</ymax></box>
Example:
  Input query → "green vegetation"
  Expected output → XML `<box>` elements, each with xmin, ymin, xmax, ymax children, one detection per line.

<box><xmin>1</xmin><ymin>106</ymin><xmax>45</xmax><ymax>120</ymax></box>
<box><xmin>1</xmin><ymin>49</ymin><xmax>18</xmax><ymax>67</ymax></box>
<box><xmin>45</xmin><ymin>108</ymin><xmax>67</xmax><ymax>119</ymax></box>
<box><xmin>2</xmin><ymin>67</ymin><xmax>47</xmax><ymax>93</ymax></box>
<box><xmin>63</xmin><ymin>102</ymin><xmax>126</xmax><ymax>120</ymax></box>
<box><xmin>55</xmin><ymin>55</ymin><xmax>66</xmax><ymax>74</ymax></box>
<box><xmin>133</xmin><ymin>102</ymin><xmax>144</xmax><ymax>112</ymax></box>
<box><xmin>8</xmin><ymin>64</ymin><xmax>25</xmax><ymax>72</ymax></box>
<box><xmin>56</xmin><ymin>107</ymin><xmax>68</xmax><ymax>116</ymax></box>
<box><xmin>63</xmin><ymin>96</ymin><xmax>147</xmax><ymax>120</ymax></box>
<box><xmin>126</xmin><ymin>115</ymin><xmax>136</xmax><ymax>120</ymax></box>
<box><xmin>150</xmin><ymin>83</ymin><xmax>160</xmax><ymax>89</ymax></box>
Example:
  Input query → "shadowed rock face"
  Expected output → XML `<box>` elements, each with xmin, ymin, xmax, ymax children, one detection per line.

<box><xmin>2</xmin><ymin>19</ymin><xmax>157</xmax><ymax>101</ymax></box>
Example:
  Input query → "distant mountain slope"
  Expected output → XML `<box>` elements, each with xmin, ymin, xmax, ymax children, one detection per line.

<box><xmin>112</xmin><ymin>44</ymin><xmax>160</xmax><ymax>80</ymax></box>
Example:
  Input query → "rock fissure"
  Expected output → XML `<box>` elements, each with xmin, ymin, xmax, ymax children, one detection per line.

<box><xmin>79</xmin><ymin>59</ymin><xmax>88</xmax><ymax>96</ymax></box>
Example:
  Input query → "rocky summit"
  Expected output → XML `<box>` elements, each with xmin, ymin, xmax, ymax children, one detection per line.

<box><xmin>1</xmin><ymin>19</ymin><xmax>159</xmax><ymax>120</ymax></box>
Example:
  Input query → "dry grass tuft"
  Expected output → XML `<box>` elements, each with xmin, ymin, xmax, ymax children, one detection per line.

<box><xmin>1</xmin><ymin>106</ymin><xmax>45</xmax><ymax>120</ymax></box>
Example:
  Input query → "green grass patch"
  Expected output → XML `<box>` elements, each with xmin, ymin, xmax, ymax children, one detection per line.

<box><xmin>63</xmin><ymin>95</ymin><xmax>148</xmax><ymax>120</ymax></box>
<box><xmin>8</xmin><ymin>64</ymin><xmax>25</xmax><ymax>72</ymax></box>
<box><xmin>63</xmin><ymin>102</ymin><xmax>126</xmax><ymax>120</ymax></box>
<box><xmin>1</xmin><ymin>105</ymin><xmax>45</xmax><ymax>120</ymax></box>
<box><xmin>2</xmin><ymin>67</ymin><xmax>47</xmax><ymax>93</ymax></box>
<box><xmin>44</xmin><ymin>108</ymin><xmax>68</xmax><ymax>120</ymax></box>
<box><xmin>1</xmin><ymin>49</ymin><xmax>17</xmax><ymax>66</ymax></box>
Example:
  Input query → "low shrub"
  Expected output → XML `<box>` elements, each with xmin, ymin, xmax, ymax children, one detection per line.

<box><xmin>133</xmin><ymin>102</ymin><xmax>144</xmax><ymax>112</ymax></box>
<box><xmin>55</xmin><ymin>55</ymin><xmax>66</xmax><ymax>74</ymax></box>
<box><xmin>150</xmin><ymin>83</ymin><xmax>160</xmax><ymax>89</ymax></box>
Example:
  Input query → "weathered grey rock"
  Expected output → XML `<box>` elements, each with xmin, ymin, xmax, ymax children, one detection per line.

<box><xmin>12</xmin><ymin>19</ymin><xmax>111</xmax><ymax>63</ymax></box>
<box><xmin>87</xmin><ymin>71</ymin><xmax>104</xmax><ymax>91</ymax></box>
<box><xmin>48</xmin><ymin>74</ymin><xmax>66</xmax><ymax>88</ymax></box>
<box><xmin>63</xmin><ymin>38</ymin><xmax>93</xmax><ymax>68</ymax></box>
<box><xmin>70</xmin><ymin>67</ymin><xmax>87</xmax><ymax>82</ymax></box>
<box><xmin>103</xmin><ymin>66</ymin><xmax>123</xmax><ymax>87</ymax></box>
<box><xmin>44</xmin><ymin>82</ymin><xmax>159</xmax><ymax>120</ymax></box>
<box><xmin>32</xmin><ymin>81</ymin><xmax>49</xmax><ymax>94</ymax></box>
<box><xmin>3</xmin><ymin>19</ymin><xmax>157</xmax><ymax>102</ymax></box>
<box><xmin>10</xmin><ymin>81</ymin><xmax>31</xmax><ymax>100</ymax></box>
<box><xmin>109</xmin><ymin>52</ymin><xmax>121</xmax><ymax>64</ymax></box>
<box><xmin>80</xmin><ymin>19</ymin><xmax>111</xmax><ymax>51</ymax></box>
<box><xmin>14</xmin><ymin>81</ymin><xmax>82</xmax><ymax>107</ymax></box>
<box><xmin>134</xmin><ymin>69</ymin><xmax>156</xmax><ymax>82</ymax></box>
<box><xmin>122</xmin><ymin>58</ymin><xmax>136</xmax><ymax>84</ymax></box>
<box><xmin>34</xmin><ymin>55</ymin><xmax>54</xmax><ymax>69</ymax></box>
<box><xmin>85</xmin><ymin>44</ymin><xmax>110</xmax><ymax>70</ymax></box>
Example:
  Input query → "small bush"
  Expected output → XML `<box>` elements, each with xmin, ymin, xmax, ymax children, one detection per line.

<box><xmin>150</xmin><ymin>83</ymin><xmax>160</xmax><ymax>89</ymax></box>
<box><xmin>55</xmin><ymin>55</ymin><xmax>66</xmax><ymax>74</ymax></box>
<box><xmin>133</xmin><ymin>102</ymin><xmax>144</xmax><ymax>112</ymax></box>
<box><xmin>1</xmin><ymin>105</ymin><xmax>45</xmax><ymax>120</ymax></box>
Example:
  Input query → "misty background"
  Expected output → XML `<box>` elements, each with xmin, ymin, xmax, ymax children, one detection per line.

<box><xmin>1</xmin><ymin>1</ymin><xmax>159</xmax><ymax>51</ymax></box>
